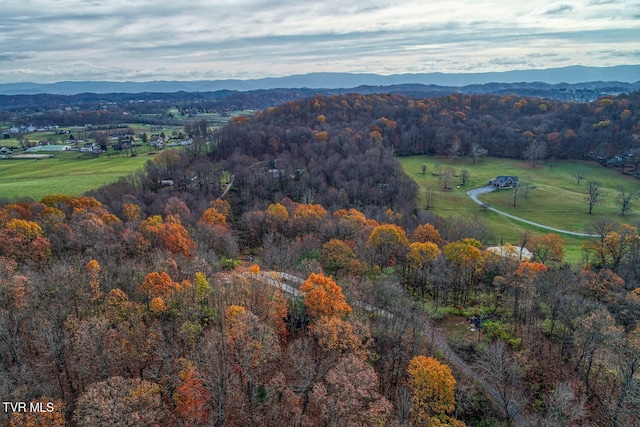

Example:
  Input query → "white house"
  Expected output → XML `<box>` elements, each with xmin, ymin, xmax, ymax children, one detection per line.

<box><xmin>80</xmin><ymin>143</ymin><xmax>101</xmax><ymax>154</ymax></box>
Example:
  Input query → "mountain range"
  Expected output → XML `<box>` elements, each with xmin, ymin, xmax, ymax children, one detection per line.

<box><xmin>1</xmin><ymin>65</ymin><xmax>639</xmax><ymax>96</ymax></box>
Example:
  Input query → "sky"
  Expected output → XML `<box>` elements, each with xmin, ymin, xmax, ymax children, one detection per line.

<box><xmin>1</xmin><ymin>0</ymin><xmax>639</xmax><ymax>83</ymax></box>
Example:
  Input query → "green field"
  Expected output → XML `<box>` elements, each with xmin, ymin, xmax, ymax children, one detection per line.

<box><xmin>0</xmin><ymin>112</ymin><xmax>256</xmax><ymax>201</ymax></box>
<box><xmin>0</xmin><ymin>150</ymin><xmax>157</xmax><ymax>201</ymax></box>
<box><xmin>398</xmin><ymin>156</ymin><xmax>640</xmax><ymax>264</ymax></box>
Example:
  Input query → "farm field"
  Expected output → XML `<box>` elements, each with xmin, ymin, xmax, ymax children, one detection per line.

<box><xmin>0</xmin><ymin>150</ymin><xmax>157</xmax><ymax>201</ymax></box>
<box><xmin>398</xmin><ymin>155</ymin><xmax>640</xmax><ymax>264</ymax></box>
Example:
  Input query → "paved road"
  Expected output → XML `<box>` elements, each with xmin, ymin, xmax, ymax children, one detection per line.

<box><xmin>257</xmin><ymin>271</ymin><xmax>535</xmax><ymax>427</ymax></box>
<box><xmin>218</xmin><ymin>174</ymin><xmax>235</xmax><ymax>200</ymax></box>
<box><xmin>467</xmin><ymin>186</ymin><xmax>597</xmax><ymax>237</ymax></box>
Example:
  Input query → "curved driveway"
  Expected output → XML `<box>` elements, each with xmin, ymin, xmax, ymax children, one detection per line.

<box><xmin>467</xmin><ymin>186</ymin><xmax>596</xmax><ymax>237</ymax></box>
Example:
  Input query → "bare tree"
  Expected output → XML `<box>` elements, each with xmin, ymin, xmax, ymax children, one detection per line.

<box><xmin>611</xmin><ymin>327</ymin><xmax>640</xmax><ymax>427</ymax></box>
<box><xmin>586</xmin><ymin>181</ymin><xmax>602</xmax><ymax>214</ymax></box>
<box><xmin>512</xmin><ymin>185</ymin><xmax>521</xmax><ymax>207</ymax></box>
<box><xmin>538</xmin><ymin>382</ymin><xmax>585</xmax><ymax>427</ymax></box>
<box><xmin>470</xmin><ymin>143</ymin><xmax>488</xmax><ymax>165</ymax></box>
<box><xmin>618</xmin><ymin>186</ymin><xmax>636</xmax><ymax>216</ymax></box>
<box><xmin>524</xmin><ymin>140</ymin><xmax>548</xmax><ymax>167</ymax></box>
<box><xmin>516</xmin><ymin>174</ymin><xmax>531</xmax><ymax>200</ymax></box>
<box><xmin>571</xmin><ymin>166</ymin><xmax>586</xmax><ymax>185</ymax></box>
<box><xmin>518</xmin><ymin>230</ymin><xmax>532</xmax><ymax>261</ymax></box>
<box><xmin>449</xmin><ymin>139</ymin><xmax>463</xmax><ymax>161</ymax></box>
<box><xmin>425</xmin><ymin>186</ymin><xmax>437</xmax><ymax>210</ymax></box>
<box><xmin>477</xmin><ymin>341</ymin><xmax>526</xmax><ymax>427</ymax></box>
<box><xmin>460</xmin><ymin>169</ymin><xmax>470</xmax><ymax>186</ymax></box>
<box><xmin>573</xmin><ymin>309</ymin><xmax>621</xmax><ymax>393</ymax></box>
<box><xmin>440</xmin><ymin>167</ymin><xmax>455</xmax><ymax>190</ymax></box>
<box><xmin>587</xmin><ymin>218</ymin><xmax>619</xmax><ymax>243</ymax></box>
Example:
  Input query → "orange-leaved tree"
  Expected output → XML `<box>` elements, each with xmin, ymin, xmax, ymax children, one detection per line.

<box><xmin>406</xmin><ymin>241</ymin><xmax>441</xmax><ymax>298</ymax></box>
<box><xmin>442</xmin><ymin>239</ymin><xmax>484</xmax><ymax>305</ymax></box>
<box><xmin>320</xmin><ymin>238</ymin><xmax>357</xmax><ymax>275</ymax></box>
<box><xmin>366</xmin><ymin>223</ymin><xmax>410</xmax><ymax>267</ymax></box>
<box><xmin>174</xmin><ymin>359</ymin><xmax>211</xmax><ymax>425</ymax></box>
<box><xmin>0</xmin><ymin>219</ymin><xmax>51</xmax><ymax>265</ymax></box>
<box><xmin>512</xmin><ymin>261</ymin><xmax>548</xmax><ymax>324</ymax></box>
<box><xmin>224</xmin><ymin>305</ymin><xmax>281</xmax><ymax>425</ymax></box>
<box><xmin>266</xmin><ymin>203</ymin><xmax>289</xmax><ymax>230</ymax></box>
<box><xmin>5</xmin><ymin>218</ymin><xmax>43</xmax><ymax>239</ymax></box>
<box><xmin>408</xmin><ymin>355</ymin><xmax>465</xmax><ymax>427</ymax></box>
<box><xmin>412</xmin><ymin>223</ymin><xmax>443</xmax><ymax>245</ymax></box>
<box><xmin>300</xmin><ymin>273</ymin><xmax>352</xmax><ymax>319</ymax></box>
<box><xmin>85</xmin><ymin>259</ymin><xmax>101</xmax><ymax>300</ymax></box>
<box><xmin>139</xmin><ymin>215</ymin><xmax>196</xmax><ymax>257</ymax></box>
<box><xmin>407</xmin><ymin>242</ymin><xmax>441</xmax><ymax>271</ymax></box>
<box><xmin>122</xmin><ymin>203</ymin><xmax>143</xmax><ymax>223</ymax></box>
<box><xmin>139</xmin><ymin>271</ymin><xmax>188</xmax><ymax>299</ymax></box>
<box><xmin>210</xmin><ymin>199</ymin><xmax>231</xmax><ymax>217</ymax></box>
<box><xmin>293</xmin><ymin>203</ymin><xmax>327</xmax><ymax>232</ymax></box>
<box><xmin>528</xmin><ymin>233</ymin><xmax>565</xmax><ymax>266</ymax></box>
<box><xmin>309</xmin><ymin>315</ymin><xmax>367</xmax><ymax>359</ymax></box>
<box><xmin>199</xmin><ymin>207</ymin><xmax>227</xmax><ymax>227</ymax></box>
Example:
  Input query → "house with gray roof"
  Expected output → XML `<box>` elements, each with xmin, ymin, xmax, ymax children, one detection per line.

<box><xmin>488</xmin><ymin>176</ymin><xmax>519</xmax><ymax>188</ymax></box>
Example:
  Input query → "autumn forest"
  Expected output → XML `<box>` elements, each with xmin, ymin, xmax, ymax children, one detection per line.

<box><xmin>1</xmin><ymin>90</ymin><xmax>640</xmax><ymax>426</ymax></box>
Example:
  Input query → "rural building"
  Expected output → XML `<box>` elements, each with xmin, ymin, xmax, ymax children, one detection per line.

<box><xmin>80</xmin><ymin>143</ymin><xmax>101</xmax><ymax>154</ymax></box>
<box><xmin>488</xmin><ymin>176</ymin><xmax>519</xmax><ymax>188</ymax></box>
<box><xmin>26</xmin><ymin>145</ymin><xmax>72</xmax><ymax>153</ymax></box>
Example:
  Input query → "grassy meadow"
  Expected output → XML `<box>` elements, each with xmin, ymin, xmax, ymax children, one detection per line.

<box><xmin>0</xmin><ymin>150</ymin><xmax>157</xmax><ymax>201</ymax></box>
<box><xmin>0</xmin><ymin>112</ymin><xmax>255</xmax><ymax>201</ymax></box>
<box><xmin>398</xmin><ymin>155</ymin><xmax>640</xmax><ymax>264</ymax></box>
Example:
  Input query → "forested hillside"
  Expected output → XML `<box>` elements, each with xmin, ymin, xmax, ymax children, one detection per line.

<box><xmin>1</xmin><ymin>92</ymin><xmax>639</xmax><ymax>426</ymax></box>
<box><xmin>214</xmin><ymin>91</ymin><xmax>639</xmax><ymax>161</ymax></box>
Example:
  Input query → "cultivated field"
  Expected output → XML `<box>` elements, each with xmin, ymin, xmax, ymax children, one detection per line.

<box><xmin>398</xmin><ymin>155</ymin><xmax>640</xmax><ymax>263</ymax></box>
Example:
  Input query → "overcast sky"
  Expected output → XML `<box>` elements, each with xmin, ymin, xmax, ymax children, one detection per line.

<box><xmin>1</xmin><ymin>0</ymin><xmax>639</xmax><ymax>83</ymax></box>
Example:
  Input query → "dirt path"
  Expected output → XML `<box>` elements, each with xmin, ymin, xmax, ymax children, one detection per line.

<box><xmin>467</xmin><ymin>186</ymin><xmax>596</xmax><ymax>237</ymax></box>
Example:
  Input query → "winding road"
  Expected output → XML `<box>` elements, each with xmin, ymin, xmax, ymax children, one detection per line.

<box><xmin>467</xmin><ymin>186</ymin><xmax>597</xmax><ymax>237</ymax></box>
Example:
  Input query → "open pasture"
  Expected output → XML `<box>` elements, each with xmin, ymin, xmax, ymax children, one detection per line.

<box><xmin>398</xmin><ymin>155</ymin><xmax>640</xmax><ymax>263</ymax></box>
<box><xmin>0</xmin><ymin>150</ymin><xmax>156</xmax><ymax>201</ymax></box>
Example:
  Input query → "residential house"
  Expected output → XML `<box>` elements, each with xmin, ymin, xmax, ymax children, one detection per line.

<box><xmin>80</xmin><ymin>142</ymin><xmax>101</xmax><ymax>154</ymax></box>
<box><xmin>488</xmin><ymin>176</ymin><xmax>519</xmax><ymax>188</ymax></box>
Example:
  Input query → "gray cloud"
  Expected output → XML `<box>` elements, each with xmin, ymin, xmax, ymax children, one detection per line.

<box><xmin>0</xmin><ymin>52</ymin><xmax>35</xmax><ymax>62</ymax></box>
<box><xmin>539</xmin><ymin>3</ymin><xmax>575</xmax><ymax>15</ymax></box>
<box><xmin>0</xmin><ymin>0</ymin><xmax>638</xmax><ymax>83</ymax></box>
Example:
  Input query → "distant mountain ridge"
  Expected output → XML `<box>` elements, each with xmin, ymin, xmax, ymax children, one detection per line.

<box><xmin>1</xmin><ymin>65</ymin><xmax>639</xmax><ymax>95</ymax></box>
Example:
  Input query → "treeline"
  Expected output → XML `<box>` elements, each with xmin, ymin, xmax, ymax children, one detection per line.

<box><xmin>4</xmin><ymin>87</ymin><xmax>640</xmax><ymax>159</ymax></box>
<box><xmin>212</xmin><ymin>92</ymin><xmax>640</xmax><ymax>162</ymax></box>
